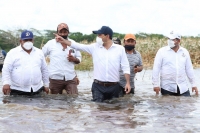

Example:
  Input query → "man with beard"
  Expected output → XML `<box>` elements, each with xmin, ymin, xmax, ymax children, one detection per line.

<box><xmin>42</xmin><ymin>23</ymin><xmax>81</xmax><ymax>94</ymax></box>
<box><xmin>2</xmin><ymin>30</ymin><xmax>49</xmax><ymax>95</ymax></box>
<box><xmin>119</xmin><ymin>34</ymin><xmax>143</xmax><ymax>96</ymax></box>
<box><xmin>54</xmin><ymin>26</ymin><xmax>131</xmax><ymax>102</ymax></box>
<box><xmin>152</xmin><ymin>31</ymin><xmax>198</xmax><ymax>96</ymax></box>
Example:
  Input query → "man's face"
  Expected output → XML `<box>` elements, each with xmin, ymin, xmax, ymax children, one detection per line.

<box><xmin>124</xmin><ymin>39</ymin><xmax>136</xmax><ymax>46</ymax></box>
<box><xmin>173</xmin><ymin>38</ymin><xmax>180</xmax><ymax>45</ymax></box>
<box><xmin>20</xmin><ymin>39</ymin><xmax>33</xmax><ymax>45</ymax></box>
<box><xmin>57</xmin><ymin>28</ymin><xmax>69</xmax><ymax>39</ymax></box>
<box><xmin>98</xmin><ymin>34</ymin><xmax>109</xmax><ymax>42</ymax></box>
<box><xmin>168</xmin><ymin>38</ymin><xmax>180</xmax><ymax>46</ymax></box>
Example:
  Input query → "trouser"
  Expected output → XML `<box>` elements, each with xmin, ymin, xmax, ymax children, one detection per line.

<box><xmin>49</xmin><ymin>77</ymin><xmax>78</xmax><ymax>94</ymax></box>
<box><xmin>161</xmin><ymin>86</ymin><xmax>190</xmax><ymax>97</ymax></box>
<box><xmin>0</xmin><ymin>64</ymin><xmax>3</xmax><ymax>72</ymax></box>
<box><xmin>10</xmin><ymin>86</ymin><xmax>44</xmax><ymax>96</ymax></box>
<box><xmin>91</xmin><ymin>81</ymin><xmax>120</xmax><ymax>102</ymax></box>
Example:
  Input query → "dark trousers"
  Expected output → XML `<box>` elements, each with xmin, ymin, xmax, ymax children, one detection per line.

<box><xmin>10</xmin><ymin>86</ymin><xmax>44</xmax><ymax>96</ymax></box>
<box><xmin>161</xmin><ymin>86</ymin><xmax>190</xmax><ymax>97</ymax></box>
<box><xmin>0</xmin><ymin>64</ymin><xmax>3</xmax><ymax>72</ymax></box>
<box><xmin>91</xmin><ymin>82</ymin><xmax>120</xmax><ymax>102</ymax></box>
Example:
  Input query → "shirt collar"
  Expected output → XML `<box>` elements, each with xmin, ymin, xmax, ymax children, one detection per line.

<box><xmin>98</xmin><ymin>42</ymin><xmax>117</xmax><ymax>48</ymax></box>
<box><xmin>166</xmin><ymin>46</ymin><xmax>171</xmax><ymax>51</ymax></box>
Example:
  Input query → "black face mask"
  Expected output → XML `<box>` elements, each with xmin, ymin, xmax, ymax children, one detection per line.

<box><xmin>61</xmin><ymin>35</ymin><xmax>68</xmax><ymax>39</ymax></box>
<box><xmin>124</xmin><ymin>45</ymin><xmax>135</xmax><ymax>51</ymax></box>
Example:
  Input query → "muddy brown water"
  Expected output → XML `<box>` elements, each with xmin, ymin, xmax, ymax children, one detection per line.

<box><xmin>0</xmin><ymin>69</ymin><xmax>200</xmax><ymax>133</ymax></box>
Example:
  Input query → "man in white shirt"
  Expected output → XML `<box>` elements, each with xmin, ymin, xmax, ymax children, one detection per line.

<box><xmin>152</xmin><ymin>31</ymin><xmax>198</xmax><ymax>96</ymax></box>
<box><xmin>2</xmin><ymin>30</ymin><xmax>49</xmax><ymax>96</ymax></box>
<box><xmin>54</xmin><ymin>26</ymin><xmax>131</xmax><ymax>102</ymax></box>
<box><xmin>42</xmin><ymin>23</ymin><xmax>81</xmax><ymax>94</ymax></box>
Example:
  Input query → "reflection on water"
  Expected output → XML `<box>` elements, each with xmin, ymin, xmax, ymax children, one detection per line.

<box><xmin>0</xmin><ymin>69</ymin><xmax>200</xmax><ymax>132</ymax></box>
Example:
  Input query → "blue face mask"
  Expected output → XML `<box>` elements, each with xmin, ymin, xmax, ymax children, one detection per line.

<box><xmin>124</xmin><ymin>45</ymin><xmax>135</xmax><ymax>51</ymax></box>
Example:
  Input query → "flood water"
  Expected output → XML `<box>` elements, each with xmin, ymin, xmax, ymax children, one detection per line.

<box><xmin>0</xmin><ymin>69</ymin><xmax>200</xmax><ymax>133</ymax></box>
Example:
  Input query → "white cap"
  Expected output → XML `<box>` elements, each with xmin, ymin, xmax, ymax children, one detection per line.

<box><xmin>167</xmin><ymin>31</ymin><xmax>181</xmax><ymax>40</ymax></box>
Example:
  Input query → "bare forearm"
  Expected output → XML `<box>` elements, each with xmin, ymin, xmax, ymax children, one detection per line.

<box><xmin>124</xmin><ymin>74</ymin><xmax>130</xmax><ymax>84</ymax></box>
<box><xmin>138</xmin><ymin>65</ymin><xmax>143</xmax><ymax>72</ymax></box>
<box><xmin>65</xmin><ymin>40</ymin><xmax>71</xmax><ymax>46</ymax></box>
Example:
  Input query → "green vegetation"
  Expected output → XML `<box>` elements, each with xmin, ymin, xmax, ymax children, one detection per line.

<box><xmin>1</xmin><ymin>29</ymin><xmax>200</xmax><ymax>70</ymax></box>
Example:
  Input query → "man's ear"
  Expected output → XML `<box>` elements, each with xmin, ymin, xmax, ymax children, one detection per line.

<box><xmin>19</xmin><ymin>40</ymin><xmax>22</xmax><ymax>44</ymax></box>
<box><xmin>176</xmin><ymin>39</ymin><xmax>180</xmax><ymax>43</ymax></box>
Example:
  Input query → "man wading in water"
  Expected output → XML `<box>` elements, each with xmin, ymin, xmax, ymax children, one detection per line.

<box><xmin>152</xmin><ymin>31</ymin><xmax>198</xmax><ymax>96</ymax></box>
<box><xmin>2</xmin><ymin>30</ymin><xmax>49</xmax><ymax>96</ymax></box>
<box><xmin>42</xmin><ymin>23</ymin><xmax>81</xmax><ymax>95</ymax></box>
<box><xmin>54</xmin><ymin>26</ymin><xmax>131</xmax><ymax>102</ymax></box>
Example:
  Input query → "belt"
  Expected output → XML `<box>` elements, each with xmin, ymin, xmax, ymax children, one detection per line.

<box><xmin>94</xmin><ymin>79</ymin><xmax>118</xmax><ymax>87</ymax></box>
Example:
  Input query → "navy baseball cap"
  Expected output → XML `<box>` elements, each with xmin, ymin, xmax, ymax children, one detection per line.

<box><xmin>92</xmin><ymin>26</ymin><xmax>113</xmax><ymax>38</ymax></box>
<box><xmin>21</xmin><ymin>30</ymin><xmax>34</xmax><ymax>40</ymax></box>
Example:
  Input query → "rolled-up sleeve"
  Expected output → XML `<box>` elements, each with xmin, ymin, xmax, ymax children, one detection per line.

<box><xmin>75</xmin><ymin>50</ymin><xmax>82</xmax><ymax>62</ymax></box>
<box><xmin>121</xmin><ymin>48</ymin><xmax>130</xmax><ymax>74</ymax></box>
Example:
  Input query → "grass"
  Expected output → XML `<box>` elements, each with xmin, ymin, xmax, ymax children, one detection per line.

<box><xmin>46</xmin><ymin>37</ymin><xmax>200</xmax><ymax>70</ymax></box>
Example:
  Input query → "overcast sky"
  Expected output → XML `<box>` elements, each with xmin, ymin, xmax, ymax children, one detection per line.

<box><xmin>0</xmin><ymin>0</ymin><xmax>200</xmax><ymax>36</ymax></box>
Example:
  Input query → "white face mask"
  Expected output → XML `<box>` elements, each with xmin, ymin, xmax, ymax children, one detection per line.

<box><xmin>96</xmin><ymin>36</ymin><xmax>104</xmax><ymax>45</ymax></box>
<box><xmin>23</xmin><ymin>42</ymin><xmax>33</xmax><ymax>50</ymax></box>
<box><xmin>167</xmin><ymin>39</ymin><xmax>175</xmax><ymax>48</ymax></box>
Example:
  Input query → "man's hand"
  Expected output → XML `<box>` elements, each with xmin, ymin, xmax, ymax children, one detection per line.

<box><xmin>68</xmin><ymin>55</ymin><xmax>77</xmax><ymax>62</ymax></box>
<box><xmin>2</xmin><ymin>84</ymin><xmax>11</xmax><ymax>95</ymax></box>
<box><xmin>54</xmin><ymin>33</ymin><xmax>71</xmax><ymax>46</ymax></box>
<box><xmin>154</xmin><ymin>87</ymin><xmax>160</xmax><ymax>95</ymax></box>
<box><xmin>192</xmin><ymin>87</ymin><xmax>198</xmax><ymax>95</ymax></box>
<box><xmin>134</xmin><ymin>66</ymin><xmax>138</xmax><ymax>73</ymax></box>
<box><xmin>44</xmin><ymin>87</ymin><xmax>49</xmax><ymax>94</ymax></box>
<box><xmin>124</xmin><ymin>83</ymin><xmax>131</xmax><ymax>94</ymax></box>
<box><xmin>75</xmin><ymin>77</ymin><xmax>80</xmax><ymax>85</ymax></box>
